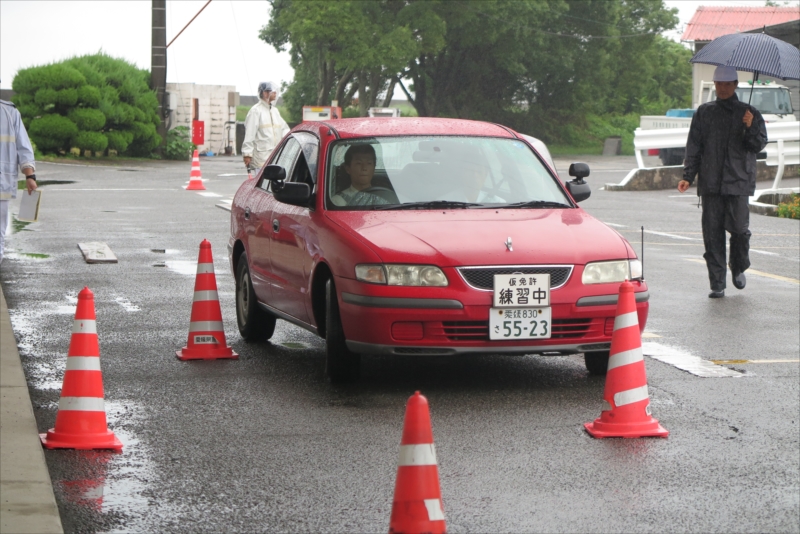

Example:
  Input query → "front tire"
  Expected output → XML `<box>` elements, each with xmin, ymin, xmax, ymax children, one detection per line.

<box><xmin>325</xmin><ymin>279</ymin><xmax>360</xmax><ymax>382</ymax></box>
<box><xmin>236</xmin><ymin>253</ymin><xmax>276</xmax><ymax>342</ymax></box>
<box><xmin>584</xmin><ymin>351</ymin><xmax>610</xmax><ymax>375</ymax></box>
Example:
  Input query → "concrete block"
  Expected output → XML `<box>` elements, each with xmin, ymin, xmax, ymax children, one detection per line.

<box><xmin>602</xmin><ymin>137</ymin><xmax>621</xmax><ymax>156</ymax></box>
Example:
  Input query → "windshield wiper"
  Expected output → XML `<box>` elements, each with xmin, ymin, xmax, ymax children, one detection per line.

<box><xmin>374</xmin><ymin>200</ymin><xmax>483</xmax><ymax>210</ymax></box>
<box><xmin>500</xmin><ymin>200</ymin><xmax>572</xmax><ymax>209</ymax></box>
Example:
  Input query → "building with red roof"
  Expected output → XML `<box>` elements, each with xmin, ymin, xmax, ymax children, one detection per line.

<box><xmin>681</xmin><ymin>6</ymin><xmax>799</xmax><ymax>114</ymax></box>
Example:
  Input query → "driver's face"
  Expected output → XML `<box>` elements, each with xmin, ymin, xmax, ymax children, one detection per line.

<box><xmin>345</xmin><ymin>153</ymin><xmax>376</xmax><ymax>191</ymax></box>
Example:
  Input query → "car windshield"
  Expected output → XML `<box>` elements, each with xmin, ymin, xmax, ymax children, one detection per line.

<box><xmin>325</xmin><ymin>136</ymin><xmax>571</xmax><ymax>210</ymax></box>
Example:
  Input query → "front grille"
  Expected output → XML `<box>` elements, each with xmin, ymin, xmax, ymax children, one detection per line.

<box><xmin>443</xmin><ymin>318</ymin><xmax>595</xmax><ymax>342</ymax></box>
<box><xmin>458</xmin><ymin>265</ymin><xmax>573</xmax><ymax>290</ymax></box>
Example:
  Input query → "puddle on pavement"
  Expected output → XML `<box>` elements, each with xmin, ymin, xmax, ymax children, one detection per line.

<box><xmin>281</xmin><ymin>342</ymin><xmax>310</xmax><ymax>349</ymax></box>
<box><xmin>164</xmin><ymin>260</ymin><xmax>197</xmax><ymax>276</ymax></box>
<box><xmin>52</xmin><ymin>403</ymin><xmax>155</xmax><ymax>530</ymax></box>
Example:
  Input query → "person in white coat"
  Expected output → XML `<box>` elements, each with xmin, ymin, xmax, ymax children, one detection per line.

<box><xmin>1</xmin><ymin>99</ymin><xmax>37</xmax><ymax>264</ymax></box>
<box><xmin>241</xmin><ymin>81</ymin><xmax>290</xmax><ymax>171</ymax></box>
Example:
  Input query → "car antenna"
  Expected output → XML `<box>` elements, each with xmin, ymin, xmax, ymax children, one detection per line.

<box><xmin>641</xmin><ymin>225</ymin><xmax>645</xmax><ymax>280</ymax></box>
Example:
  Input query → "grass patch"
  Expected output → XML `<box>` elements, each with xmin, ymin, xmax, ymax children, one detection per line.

<box><xmin>19</xmin><ymin>252</ymin><xmax>50</xmax><ymax>259</ymax></box>
<box><xmin>547</xmin><ymin>145</ymin><xmax>603</xmax><ymax>157</ymax></box>
<box><xmin>12</xmin><ymin>217</ymin><xmax>32</xmax><ymax>232</ymax></box>
<box><xmin>776</xmin><ymin>193</ymin><xmax>800</xmax><ymax>219</ymax></box>
<box><xmin>36</xmin><ymin>153</ymin><xmax>158</xmax><ymax>165</ymax></box>
<box><xmin>18</xmin><ymin>179</ymin><xmax>76</xmax><ymax>189</ymax></box>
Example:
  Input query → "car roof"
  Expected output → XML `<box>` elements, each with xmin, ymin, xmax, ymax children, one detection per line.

<box><xmin>295</xmin><ymin>117</ymin><xmax>519</xmax><ymax>139</ymax></box>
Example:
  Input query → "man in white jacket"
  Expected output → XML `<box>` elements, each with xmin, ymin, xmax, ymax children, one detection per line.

<box><xmin>1</xmin><ymin>98</ymin><xmax>37</xmax><ymax>264</ymax></box>
<box><xmin>242</xmin><ymin>81</ymin><xmax>290</xmax><ymax>172</ymax></box>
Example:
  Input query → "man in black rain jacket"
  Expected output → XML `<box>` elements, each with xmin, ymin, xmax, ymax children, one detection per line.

<box><xmin>678</xmin><ymin>65</ymin><xmax>768</xmax><ymax>298</ymax></box>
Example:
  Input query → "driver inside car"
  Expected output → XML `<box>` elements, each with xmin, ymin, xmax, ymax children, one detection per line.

<box><xmin>331</xmin><ymin>144</ymin><xmax>391</xmax><ymax>206</ymax></box>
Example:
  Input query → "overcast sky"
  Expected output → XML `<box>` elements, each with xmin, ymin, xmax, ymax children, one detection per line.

<box><xmin>0</xmin><ymin>0</ymin><xmax>778</xmax><ymax>98</ymax></box>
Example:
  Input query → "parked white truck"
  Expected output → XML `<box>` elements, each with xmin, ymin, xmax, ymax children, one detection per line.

<box><xmin>640</xmin><ymin>80</ymin><xmax>797</xmax><ymax>166</ymax></box>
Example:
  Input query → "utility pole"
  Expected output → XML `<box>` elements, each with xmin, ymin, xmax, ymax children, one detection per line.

<box><xmin>152</xmin><ymin>0</ymin><xmax>167</xmax><ymax>152</ymax></box>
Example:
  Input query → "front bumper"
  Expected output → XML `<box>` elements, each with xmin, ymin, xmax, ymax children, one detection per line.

<box><xmin>337</xmin><ymin>280</ymin><xmax>649</xmax><ymax>356</ymax></box>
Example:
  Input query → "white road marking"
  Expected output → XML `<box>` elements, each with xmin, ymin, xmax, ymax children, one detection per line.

<box><xmin>114</xmin><ymin>297</ymin><xmax>140</xmax><ymax>312</ymax></box>
<box><xmin>197</xmin><ymin>192</ymin><xmax>222</xmax><ymax>198</ymax></box>
<box><xmin>217</xmin><ymin>173</ymin><xmax>248</xmax><ymax>177</ymax></box>
<box><xmin>645</xmin><ymin>230</ymin><xmax>701</xmax><ymax>241</ymax></box>
<box><xmin>643</xmin><ymin>342</ymin><xmax>743</xmax><ymax>378</ymax></box>
<box><xmin>711</xmin><ymin>359</ymin><xmax>799</xmax><ymax>364</ymax></box>
<box><xmin>604</xmin><ymin>222</ymin><xmax>626</xmax><ymax>228</ymax></box>
<box><xmin>750</xmin><ymin>249</ymin><xmax>779</xmax><ymax>256</ymax></box>
<box><xmin>686</xmin><ymin>258</ymin><xmax>799</xmax><ymax>284</ymax></box>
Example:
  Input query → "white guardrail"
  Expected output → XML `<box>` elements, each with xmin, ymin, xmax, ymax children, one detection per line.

<box><xmin>633</xmin><ymin>121</ymin><xmax>800</xmax><ymax>189</ymax></box>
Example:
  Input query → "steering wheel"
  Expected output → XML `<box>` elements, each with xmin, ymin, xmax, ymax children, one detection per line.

<box><xmin>363</xmin><ymin>186</ymin><xmax>399</xmax><ymax>203</ymax></box>
<box><xmin>363</xmin><ymin>186</ymin><xmax>394</xmax><ymax>194</ymax></box>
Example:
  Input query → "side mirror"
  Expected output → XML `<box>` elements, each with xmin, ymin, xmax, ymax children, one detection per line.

<box><xmin>566</xmin><ymin>180</ymin><xmax>591</xmax><ymax>203</ymax></box>
<box><xmin>274</xmin><ymin>182</ymin><xmax>312</xmax><ymax>207</ymax></box>
<box><xmin>566</xmin><ymin>162</ymin><xmax>591</xmax><ymax>203</ymax></box>
<box><xmin>568</xmin><ymin>162</ymin><xmax>590</xmax><ymax>180</ymax></box>
<box><xmin>263</xmin><ymin>164</ymin><xmax>287</xmax><ymax>189</ymax></box>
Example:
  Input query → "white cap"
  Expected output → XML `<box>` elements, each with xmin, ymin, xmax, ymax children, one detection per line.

<box><xmin>713</xmin><ymin>66</ymin><xmax>738</xmax><ymax>82</ymax></box>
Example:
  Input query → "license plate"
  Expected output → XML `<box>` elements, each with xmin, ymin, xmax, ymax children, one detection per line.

<box><xmin>489</xmin><ymin>307</ymin><xmax>552</xmax><ymax>340</ymax></box>
<box><xmin>492</xmin><ymin>273</ymin><xmax>550</xmax><ymax>308</ymax></box>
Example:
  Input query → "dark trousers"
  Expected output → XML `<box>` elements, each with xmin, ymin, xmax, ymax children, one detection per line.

<box><xmin>701</xmin><ymin>194</ymin><xmax>751</xmax><ymax>290</ymax></box>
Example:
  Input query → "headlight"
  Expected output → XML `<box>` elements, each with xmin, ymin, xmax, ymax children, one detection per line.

<box><xmin>355</xmin><ymin>264</ymin><xmax>448</xmax><ymax>286</ymax></box>
<box><xmin>582</xmin><ymin>260</ymin><xmax>642</xmax><ymax>285</ymax></box>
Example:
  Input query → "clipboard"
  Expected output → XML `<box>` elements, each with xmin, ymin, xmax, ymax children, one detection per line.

<box><xmin>18</xmin><ymin>190</ymin><xmax>41</xmax><ymax>222</ymax></box>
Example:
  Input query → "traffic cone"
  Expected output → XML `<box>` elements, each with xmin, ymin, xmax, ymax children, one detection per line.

<box><xmin>186</xmin><ymin>149</ymin><xmax>206</xmax><ymax>190</ymax></box>
<box><xmin>389</xmin><ymin>391</ymin><xmax>446</xmax><ymax>534</ymax></box>
<box><xmin>176</xmin><ymin>239</ymin><xmax>238</xmax><ymax>360</ymax></box>
<box><xmin>40</xmin><ymin>287</ymin><xmax>123</xmax><ymax>451</ymax></box>
<box><xmin>584</xmin><ymin>280</ymin><xmax>668</xmax><ymax>439</ymax></box>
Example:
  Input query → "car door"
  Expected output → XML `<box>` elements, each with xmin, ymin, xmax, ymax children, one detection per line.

<box><xmin>245</xmin><ymin>138</ymin><xmax>301</xmax><ymax>306</ymax></box>
<box><xmin>268</xmin><ymin>132</ymin><xmax>319</xmax><ymax>324</ymax></box>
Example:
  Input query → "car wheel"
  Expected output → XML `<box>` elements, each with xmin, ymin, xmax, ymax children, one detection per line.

<box><xmin>584</xmin><ymin>351</ymin><xmax>609</xmax><ymax>375</ymax></box>
<box><xmin>236</xmin><ymin>253</ymin><xmax>276</xmax><ymax>342</ymax></box>
<box><xmin>325</xmin><ymin>279</ymin><xmax>361</xmax><ymax>382</ymax></box>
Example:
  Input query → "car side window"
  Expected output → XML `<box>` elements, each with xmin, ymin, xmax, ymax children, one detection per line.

<box><xmin>261</xmin><ymin>137</ymin><xmax>302</xmax><ymax>192</ymax></box>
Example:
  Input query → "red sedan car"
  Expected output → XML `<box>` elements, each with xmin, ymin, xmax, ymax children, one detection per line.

<box><xmin>228</xmin><ymin>118</ymin><xmax>648</xmax><ymax>382</ymax></box>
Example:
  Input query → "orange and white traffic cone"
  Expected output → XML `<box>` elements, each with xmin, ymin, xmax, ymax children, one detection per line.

<box><xmin>40</xmin><ymin>287</ymin><xmax>123</xmax><ymax>451</ymax></box>
<box><xmin>584</xmin><ymin>280</ymin><xmax>668</xmax><ymax>439</ymax></box>
<box><xmin>176</xmin><ymin>239</ymin><xmax>238</xmax><ymax>361</ymax></box>
<box><xmin>186</xmin><ymin>149</ymin><xmax>206</xmax><ymax>191</ymax></box>
<box><xmin>389</xmin><ymin>391</ymin><xmax>446</xmax><ymax>534</ymax></box>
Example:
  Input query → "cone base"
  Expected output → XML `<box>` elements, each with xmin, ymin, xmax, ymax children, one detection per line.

<box><xmin>40</xmin><ymin>430</ymin><xmax>123</xmax><ymax>451</ymax></box>
<box><xmin>186</xmin><ymin>180</ymin><xmax>206</xmax><ymax>191</ymax></box>
<box><xmin>583</xmin><ymin>418</ymin><xmax>669</xmax><ymax>439</ymax></box>
<box><xmin>176</xmin><ymin>347</ymin><xmax>238</xmax><ymax>361</ymax></box>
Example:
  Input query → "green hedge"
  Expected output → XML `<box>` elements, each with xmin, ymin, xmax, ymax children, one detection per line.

<box><xmin>12</xmin><ymin>53</ymin><xmax>161</xmax><ymax>157</ymax></box>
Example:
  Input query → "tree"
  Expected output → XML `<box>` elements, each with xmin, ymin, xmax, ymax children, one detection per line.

<box><xmin>12</xmin><ymin>53</ymin><xmax>161</xmax><ymax>157</ymax></box>
<box><xmin>261</xmin><ymin>0</ymin><xmax>686</xmax><ymax>138</ymax></box>
<box><xmin>261</xmin><ymin>0</ymin><xmax>444</xmax><ymax>120</ymax></box>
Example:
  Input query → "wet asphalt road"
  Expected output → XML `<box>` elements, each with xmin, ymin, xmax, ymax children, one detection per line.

<box><xmin>1</xmin><ymin>156</ymin><xmax>798</xmax><ymax>533</ymax></box>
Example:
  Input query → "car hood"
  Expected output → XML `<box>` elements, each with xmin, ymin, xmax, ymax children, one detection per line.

<box><xmin>326</xmin><ymin>209</ymin><xmax>629</xmax><ymax>266</ymax></box>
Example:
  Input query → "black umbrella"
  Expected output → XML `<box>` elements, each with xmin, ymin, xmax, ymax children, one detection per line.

<box><xmin>690</xmin><ymin>32</ymin><xmax>800</xmax><ymax>104</ymax></box>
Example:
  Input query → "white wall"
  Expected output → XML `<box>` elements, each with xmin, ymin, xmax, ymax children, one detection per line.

<box><xmin>166</xmin><ymin>83</ymin><xmax>238</xmax><ymax>154</ymax></box>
